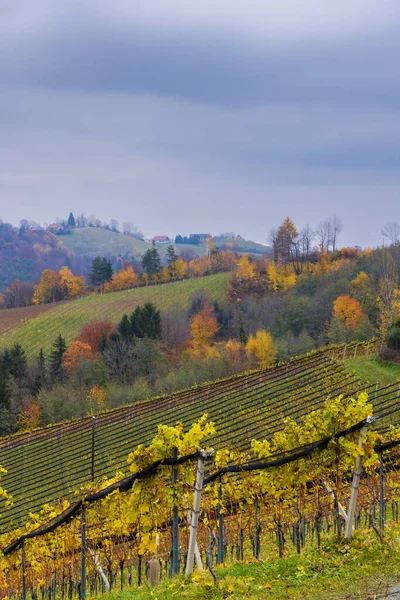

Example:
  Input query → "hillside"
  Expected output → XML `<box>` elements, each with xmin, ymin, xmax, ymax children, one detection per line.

<box><xmin>0</xmin><ymin>341</ymin><xmax>398</xmax><ymax>533</ymax></box>
<box><xmin>0</xmin><ymin>272</ymin><xmax>231</xmax><ymax>358</ymax></box>
<box><xmin>60</xmin><ymin>228</ymin><xmax>269</xmax><ymax>261</ymax></box>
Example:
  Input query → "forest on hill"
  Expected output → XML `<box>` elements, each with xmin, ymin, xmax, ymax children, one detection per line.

<box><xmin>0</xmin><ymin>215</ymin><xmax>399</xmax><ymax>438</ymax></box>
<box><xmin>0</xmin><ymin>213</ymin><xmax>269</xmax><ymax>295</ymax></box>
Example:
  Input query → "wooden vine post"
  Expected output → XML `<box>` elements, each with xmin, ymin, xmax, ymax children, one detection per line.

<box><xmin>185</xmin><ymin>449</ymin><xmax>215</xmax><ymax>577</ymax></box>
<box><xmin>80</xmin><ymin>503</ymin><xmax>87</xmax><ymax>600</ymax></box>
<box><xmin>21</xmin><ymin>539</ymin><xmax>26</xmax><ymax>600</ymax></box>
<box><xmin>171</xmin><ymin>447</ymin><xmax>180</xmax><ymax>575</ymax></box>
<box><xmin>344</xmin><ymin>416</ymin><xmax>375</xmax><ymax>540</ymax></box>
<box><xmin>217</xmin><ymin>480</ymin><xmax>224</xmax><ymax>564</ymax></box>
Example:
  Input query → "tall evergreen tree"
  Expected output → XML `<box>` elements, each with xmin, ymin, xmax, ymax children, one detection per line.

<box><xmin>141</xmin><ymin>242</ymin><xmax>161</xmax><ymax>275</ymax></box>
<box><xmin>67</xmin><ymin>212</ymin><xmax>76</xmax><ymax>228</ymax></box>
<box><xmin>130</xmin><ymin>303</ymin><xmax>161</xmax><ymax>339</ymax></box>
<box><xmin>8</xmin><ymin>344</ymin><xmax>28</xmax><ymax>381</ymax></box>
<box><xmin>0</xmin><ymin>363</ymin><xmax>9</xmax><ymax>408</ymax></box>
<box><xmin>49</xmin><ymin>334</ymin><xmax>67</xmax><ymax>381</ymax></box>
<box><xmin>118</xmin><ymin>314</ymin><xmax>132</xmax><ymax>339</ymax></box>
<box><xmin>33</xmin><ymin>349</ymin><xmax>47</xmax><ymax>393</ymax></box>
<box><xmin>89</xmin><ymin>257</ymin><xmax>114</xmax><ymax>286</ymax></box>
<box><xmin>166</xmin><ymin>245</ymin><xmax>178</xmax><ymax>264</ymax></box>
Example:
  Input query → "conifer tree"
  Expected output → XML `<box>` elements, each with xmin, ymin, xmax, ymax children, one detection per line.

<box><xmin>49</xmin><ymin>334</ymin><xmax>67</xmax><ymax>381</ymax></box>
<box><xmin>118</xmin><ymin>314</ymin><xmax>132</xmax><ymax>339</ymax></box>
<box><xmin>89</xmin><ymin>257</ymin><xmax>114</xmax><ymax>286</ymax></box>
<box><xmin>67</xmin><ymin>212</ymin><xmax>76</xmax><ymax>228</ymax></box>
<box><xmin>141</xmin><ymin>241</ymin><xmax>161</xmax><ymax>275</ymax></box>
<box><xmin>130</xmin><ymin>303</ymin><xmax>161</xmax><ymax>339</ymax></box>
<box><xmin>167</xmin><ymin>244</ymin><xmax>178</xmax><ymax>264</ymax></box>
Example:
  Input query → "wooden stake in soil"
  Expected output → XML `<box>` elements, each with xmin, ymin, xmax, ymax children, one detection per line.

<box><xmin>185</xmin><ymin>449</ymin><xmax>214</xmax><ymax>577</ymax></box>
<box><xmin>344</xmin><ymin>417</ymin><xmax>374</xmax><ymax>540</ymax></box>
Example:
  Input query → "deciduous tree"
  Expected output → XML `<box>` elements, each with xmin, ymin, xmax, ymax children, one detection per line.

<box><xmin>78</xmin><ymin>321</ymin><xmax>114</xmax><ymax>353</ymax></box>
<box><xmin>245</xmin><ymin>330</ymin><xmax>276</xmax><ymax>368</ymax></box>
<box><xmin>62</xmin><ymin>340</ymin><xmax>93</xmax><ymax>374</ymax></box>
<box><xmin>333</xmin><ymin>294</ymin><xmax>365</xmax><ymax>331</ymax></box>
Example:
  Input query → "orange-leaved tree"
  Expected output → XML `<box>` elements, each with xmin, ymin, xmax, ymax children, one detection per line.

<box><xmin>190</xmin><ymin>305</ymin><xmax>219</xmax><ymax>347</ymax></box>
<box><xmin>78</xmin><ymin>320</ymin><xmax>114</xmax><ymax>353</ymax></box>
<box><xmin>62</xmin><ymin>340</ymin><xmax>93</xmax><ymax>374</ymax></box>
<box><xmin>245</xmin><ymin>330</ymin><xmax>276</xmax><ymax>368</ymax></box>
<box><xmin>18</xmin><ymin>395</ymin><xmax>41</xmax><ymax>430</ymax></box>
<box><xmin>333</xmin><ymin>294</ymin><xmax>365</xmax><ymax>331</ymax></box>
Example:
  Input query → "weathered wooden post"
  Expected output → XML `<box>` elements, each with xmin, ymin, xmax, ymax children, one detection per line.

<box><xmin>253</xmin><ymin>498</ymin><xmax>261</xmax><ymax>559</ymax></box>
<box><xmin>91</xmin><ymin>417</ymin><xmax>96</xmax><ymax>482</ymax></box>
<box><xmin>379</xmin><ymin>450</ymin><xmax>385</xmax><ymax>530</ymax></box>
<box><xmin>185</xmin><ymin>449</ymin><xmax>214</xmax><ymax>577</ymax></box>
<box><xmin>171</xmin><ymin>447</ymin><xmax>180</xmax><ymax>575</ymax></box>
<box><xmin>345</xmin><ymin>417</ymin><xmax>375</xmax><ymax>540</ymax></box>
<box><xmin>80</xmin><ymin>504</ymin><xmax>87</xmax><ymax>600</ymax></box>
<box><xmin>21</xmin><ymin>539</ymin><xmax>27</xmax><ymax>600</ymax></box>
<box><xmin>217</xmin><ymin>481</ymin><xmax>224</xmax><ymax>564</ymax></box>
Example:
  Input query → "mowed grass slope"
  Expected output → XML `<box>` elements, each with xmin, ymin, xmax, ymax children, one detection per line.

<box><xmin>0</xmin><ymin>272</ymin><xmax>231</xmax><ymax>359</ymax></box>
<box><xmin>345</xmin><ymin>356</ymin><xmax>400</xmax><ymax>387</ymax></box>
<box><xmin>61</xmin><ymin>228</ymin><xmax>204</xmax><ymax>259</ymax></box>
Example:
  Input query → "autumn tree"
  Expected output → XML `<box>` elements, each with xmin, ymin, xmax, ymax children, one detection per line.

<box><xmin>33</xmin><ymin>267</ymin><xmax>85</xmax><ymax>304</ymax></box>
<box><xmin>62</xmin><ymin>340</ymin><xmax>93</xmax><ymax>374</ymax></box>
<box><xmin>78</xmin><ymin>321</ymin><xmax>114</xmax><ymax>353</ymax></box>
<box><xmin>18</xmin><ymin>395</ymin><xmax>41</xmax><ymax>430</ymax></box>
<box><xmin>237</xmin><ymin>254</ymin><xmax>256</xmax><ymax>280</ymax></box>
<box><xmin>33</xmin><ymin>270</ymin><xmax>63</xmax><ymax>304</ymax></box>
<box><xmin>59</xmin><ymin>266</ymin><xmax>86</xmax><ymax>298</ymax></box>
<box><xmin>333</xmin><ymin>295</ymin><xmax>365</xmax><ymax>331</ymax></box>
<box><xmin>266</xmin><ymin>261</ymin><xmax>297</xmax><ymax>292</ymax></box>
<box><xmin>189</xmin><ymin>305</ymin><xmax>219</xmax><ymax>347</ymax></box>
<box><xmin>87</xmin><ymin>384</ymin><xmax>106</xmax><ymax>413</ymax></box>
<box><xmin>169</xmin><ymin>257</ymin><xmax>187</xmax><ymax>280</ymax></box>
<box><xmin>271</xmin><ymin>217</ymin><xmax>298</xmax><ymax>264</ymax></box>
<box><xmin>103</xmin><ymin>266</ymin><xmax>138</xmax><ymax>292</ymax></box>
<box><xmin>245</xmin><ymin>330</ymin><xmax>276</xmax><ymax>368</ymax></box>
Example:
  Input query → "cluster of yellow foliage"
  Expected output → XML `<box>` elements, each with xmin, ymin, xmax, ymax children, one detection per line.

<box><xmin>104</xmin><ymin>266</ymin><xmax>138</xmax><ymax>292</ymax></box>
<box><xmin>266</xmin><ymin>262</ymin><xmax>297</xmax><ymax>292</ymax></box>
<box><xmin>33</xmin><ymin>267</ymin><xmax>85</xmax><ymax>304</ymax></box>
<box><xmin>245</xmin><ymin>330</ymin><xmax>276</xmax><ymax>368</ymax></box>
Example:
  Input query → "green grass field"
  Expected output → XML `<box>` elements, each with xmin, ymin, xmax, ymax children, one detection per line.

<box><xmin>345</xmin><ymin>356</ymin><xmax>400</xmax><ymax>387</ymax></box>
<box><xmin>61</xmin><ymin>228</ymin><xmax>205</xmax><ymax>260</ymax></box>
<box><xmin>0</xmin><ymin>272</ymin><xmax>231</xmax><ymax>359</ymax></box>
<box><xmin>60</xmin><ymin>228</ymin><xmax>269</xmax><ymax>260</ymax></box>
<box><xmin>94</xmin><ymin>534</ymin><xmax>400</xmax><ymax>599</ymax></box>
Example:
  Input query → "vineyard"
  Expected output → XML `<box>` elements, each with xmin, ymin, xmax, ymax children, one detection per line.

<box><xmin>1</xmin><ymin>340</ymin><xmax>400</xmax><ymax>599</ymax></box>
<box><xmin>0</xmin><ymin>272</ymin><xmax>231</xmax><ymax>359</ymax></box>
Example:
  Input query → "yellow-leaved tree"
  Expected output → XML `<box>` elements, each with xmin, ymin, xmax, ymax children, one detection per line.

<box><xmin>237</xmin><ymin>254</ymin><xmax>255</xmax><ymax>280</ymax></box>
<box><xmin>245</xmin><ymin>330</ymin><xmax>276</xmax><ymax>368</ymax></box>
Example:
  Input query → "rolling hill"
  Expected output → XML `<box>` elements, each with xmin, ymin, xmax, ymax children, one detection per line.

<box><xmin>59</xmin><ymin>228</ymin><xmax>270</xmax><ymax>261</ymax></box>
<box><xmin>0</xmin><ymin>341</ymin><xmax>398</xmax><ymax>532</ymax></box>
<box><xmin>0</xmin><ymin>272</ymin><xmax>231</xmax><ymax>358</ymax></box>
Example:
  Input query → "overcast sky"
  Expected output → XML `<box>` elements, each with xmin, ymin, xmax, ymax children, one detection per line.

<box><xmin>1</xmin><ymin>1</ymin><xmax>400</xmax><ymax>246</ymax></box>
